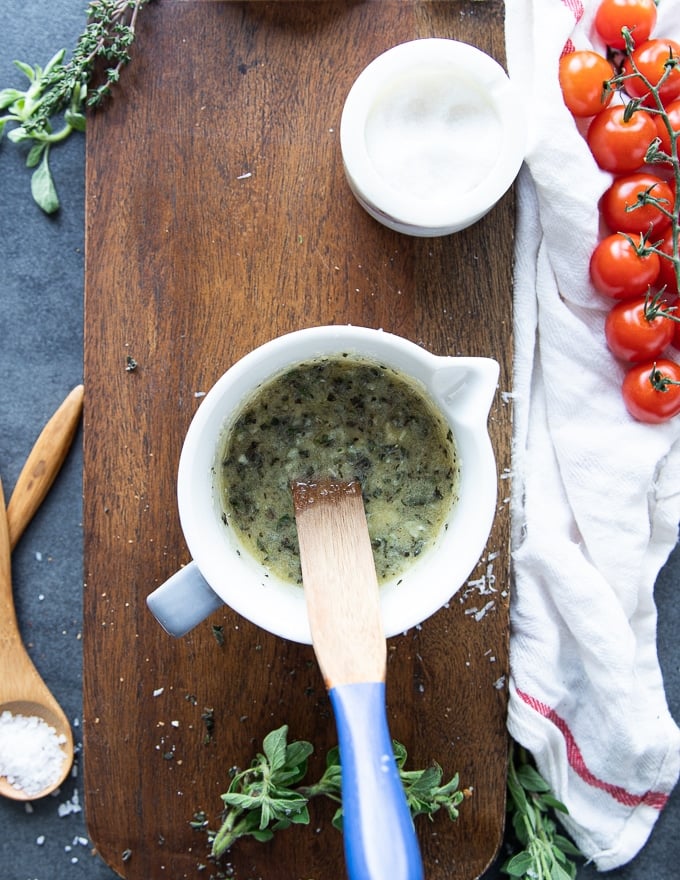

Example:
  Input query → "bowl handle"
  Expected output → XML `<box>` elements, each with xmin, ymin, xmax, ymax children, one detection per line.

<box><xmin>146</xmin><ymin>561</ymin><xmax>224</xmax><ymax>637</ymax></box>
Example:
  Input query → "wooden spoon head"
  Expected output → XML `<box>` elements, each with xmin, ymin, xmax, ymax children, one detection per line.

<box><xmin>0</xmin><ymin>699</ymin><xmax>74</xmax><ymax>801</ymax></box>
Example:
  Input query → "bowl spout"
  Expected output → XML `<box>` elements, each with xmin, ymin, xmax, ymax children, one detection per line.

<box><xmin>428</xmin><ymin>356</ymin><xmax>500</xmax><ymax>427</ymax></box>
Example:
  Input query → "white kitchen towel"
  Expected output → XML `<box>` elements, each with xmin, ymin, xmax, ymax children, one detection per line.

<box><xmin>504</xmin><ymin>0</ymin><xmax>680</xmax><ymax>869</ymax></box>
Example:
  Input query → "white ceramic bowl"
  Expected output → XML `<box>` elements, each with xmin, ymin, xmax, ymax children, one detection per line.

<box><xmin>147</xmin><ymin>325</ymin><xmax>499</xmax><ymax>644</ymax></box>
<box><xmin>340</xmin><ymin>38</ymin><xmax>526</xmax><ymax>236</ymax></box>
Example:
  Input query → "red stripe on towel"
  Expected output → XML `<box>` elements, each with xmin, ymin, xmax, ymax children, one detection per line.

<box><xmin>561</xmin><ymin>0</ymin><xmax>584</xmax><ymax>20</ymax></box>
<box><xmin>559</xmin><ymin>0</ymin><xmax>584</xmax><ymax>56</ymax></box>
<box><xmin>516</xmin><ymin>688</ymin><xmax>669</xmax><ymax>810</ymax></box>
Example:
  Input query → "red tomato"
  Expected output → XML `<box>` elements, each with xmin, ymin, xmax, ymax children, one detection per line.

<box><xmin>622</xmin><ymin>358</ymin><xmax>680</xmax><ymax>422</ymax></box>
<box><xmin>589</xmin><ymin>233</ymin><xmax>660</xmax><ymax>298</ymax></box>
<box><xmin>653</xmin><ymin>98</ymin><xmax>680</xmax><ymax>157</ymax></box>
<box><xmin>600</xmin><ymin>172</ymin><xmax>675</xmax><ymax>235</ymax></box>
<box><xmin>594</xmin><ymin>0</ymin><xmax>658</xmax><ymax>51</ymax></box>
<box><xmin>605</xmin><ymin>294</ymin><xmax>675</xmax><ymax>361</ymax></box>
<box><xmin>657</xmin><ymin>227</ymin><xmax>680</xmax><ymax>296</ymax></box>
<box><xmin>559</xmin><ymin>51</ymin><xmax>615</xmax><ymax>117</ymax></box>
<box><xmin>674</xmin><ymin>312</ymin><xmax>680</xmax><ymax>350</ymax></box>
<box><xmin>586</xmin><ymin>104</ymin><xmax>657</xmax><ymax>173</ymax></box>
<box><xmin>623</xmin><ymin>39</ymin><xmax>680</xmax><ymax>107</ymax></box>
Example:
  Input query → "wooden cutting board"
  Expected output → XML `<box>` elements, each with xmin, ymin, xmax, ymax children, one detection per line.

<box><xmin>83</xmin><ymin>2</ymin><xmax>513</xmax><ymax>878</ymax></box>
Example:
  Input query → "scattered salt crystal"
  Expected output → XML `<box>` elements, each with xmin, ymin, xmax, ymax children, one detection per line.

<box><xmin>0</xmin><ymin>711</ymin><xmax>67</xmax><ymax>797</ymax></box>
<box><xmin>57</xmin><ymin>788</ymin><xmax>81</xmax><ymax>817</ymax></box>
<box><xmin>493</xmin><ymin>675</ymin><xmax>507</xmax><ymax>690</ymax></box>
<box><xmin>236</xmin><ymin>171</ymin><xmax>252</xmax><ymax>179</ymax></box>
<box><xmin>153</xmin><ymin>688</ymin><xmax>164</xmax><ymax>697</ymax></box>
<box><xmin>35</xmin><ymin>551</ymin><xmax>43</xmax><ymax>561</ymax></box>
<box><xmin>36</xmin><ymin>835</ymin><xmax>45</xmax><ymax>845</ymax></box>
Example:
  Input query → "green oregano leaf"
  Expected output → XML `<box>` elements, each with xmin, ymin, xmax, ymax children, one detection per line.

<box><xmin>26</xmin><ymin>142</ymin><xmax>46</xmax><ymax>168</ymax></box>
<box><xmin>30</xmin><ymin>147</ymin><xmax>59</xmax><ymax>214</ymax></box>
<box><xmin>503</xmin><ymin>851</ymin><xmax>536</xmax><ymax>877</ymax></box>
<box><xmin>262</xmin><ymin>725</ymin><xmax>289</xmax><ymax>773</ymax></box>
<box><xmin>64</xmin><ymin>107</ymin><xmax>87</xmax><ymax>131</ymax></box>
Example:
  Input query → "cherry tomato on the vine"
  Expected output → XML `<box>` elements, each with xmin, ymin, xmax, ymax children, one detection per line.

<box><xmin>594</xmin><ymin>0</ymin><xmax>658</xmax><ymax>51</ymax></box>
<box><xmin>622</xmin><ymin>39</ymin><xmax>680</xmax><ymax>107</ymax></box>
<box><xmin>559</xmin><ymin>51</ymin><xmax>615</xmax><ymax>117</ymax></box>
<box><xmin>589</xmin><ymin>233</ymin><xmax>660</xmax><ymax>299</ymax></box>
<box><xmin>657</xmin><ymin>227</ymin><xmax>680</xmax><ymax>296</ymax></box>
<box><xmin>600</xmin><ymin>172</ymin><xmax>675</xmax><ymax>235</ymax></box>
<box><xmin>653</xmin><ymin>98</ymin><xmax>680</xmax><ymax>157</ymax></box>
<box><xmin>586</xmin><ymin>104</ymin><xmax>657</xmax><ymax>173</ymax></box>
<box><xmin>622</xmin><ymin>358</ymin><xmax>680</xmax><ymax>422</ymax></box>
<box><xmin>605</xmin><ymin>294</ymin><xmax>675</xmax><ymax>362</ymax></box>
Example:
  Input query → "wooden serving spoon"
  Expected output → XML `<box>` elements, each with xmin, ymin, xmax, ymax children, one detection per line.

<box><xmin>0</xmin><ymin>477</ymin><xmax>75</xmax><ymax>800</ymax></box>
<box><xmin>292</xmin><ymin>478</ymin><xmax>424</xmax><ymax>880</ymax></box>
<box><xmin>0</xmin><ymin>385</ymin><xmax>83</xmax><ymax>800</ymax></box>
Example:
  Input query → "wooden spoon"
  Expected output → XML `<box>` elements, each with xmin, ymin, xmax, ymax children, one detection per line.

<box><xmin>0</xmin><ymin>477</ymin><xmax>75</xmax><ymax>799</ymax></box>
<box><xmin>292</xmin><ymin>478</ymin><xmax>424</xmax><ymax>880</ymax></box>
<box><xmin>7</xmin><ymin>384</ymin><xmax>84</xmax><ymax>550</ymax></box>
<box><xmin>0</xmin><ymin>385</ymin><xmax>83</xmax><ymax>800</ymax></box>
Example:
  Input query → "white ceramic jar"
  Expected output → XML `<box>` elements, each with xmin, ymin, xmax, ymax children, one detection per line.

<box><xmin>147</xmin><ymin>326</ymin><xmax>499</xmax><ymax>644</ymax></box>
<box><xmin>340</xmin><ymin>38</ymin><xmax>526</xmax><ymax>236</ymax></box>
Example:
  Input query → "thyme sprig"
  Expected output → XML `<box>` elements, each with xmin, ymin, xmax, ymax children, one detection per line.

<box><xmin>196</xmin><ymin>724</ymin><xmax>466</xmax><ymax>862</ymax></box>
<box><xmin>503</xmin><ymin>744</ymin><xmax>582</xmax><ymax>880</ymax></box>
<box><xmin>0</xmin><ymin>0</ymin><xmax>152</xmax><ymax>213</ymax></box>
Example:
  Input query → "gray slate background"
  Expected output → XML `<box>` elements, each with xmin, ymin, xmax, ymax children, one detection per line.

<box><xmin>1</xmin><ymin>1</ymin><xmax>678</xmax><ymax>878</ymax></box>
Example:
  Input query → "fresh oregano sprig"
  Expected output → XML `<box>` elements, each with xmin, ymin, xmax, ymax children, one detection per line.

<box><xmin>503</xmin><ymin>743</ymin><xmax>582</xmax><ymax>880</ymax></box>
<box><xmin>0</xmin><ymin>0</ymin><xmax>152</xmax><ymax>213</ymax></box>
<box><xmin>200</xmin><ymin>724</ymin><xmax>466</xmax><ymax>861</ymax></box>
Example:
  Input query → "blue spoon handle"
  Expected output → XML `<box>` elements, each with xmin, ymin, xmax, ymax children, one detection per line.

<box><xmin>329</xmin><ymin>681</ymin><xmax>424</xmax><ymax>880</ymax></box>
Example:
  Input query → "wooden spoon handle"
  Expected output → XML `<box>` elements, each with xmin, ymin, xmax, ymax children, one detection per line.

<box><xmin>330</xmin><ymin>681</ymin><xmax>423</xmax><ymax>880</ymax></box>
<box><xmin>0</xmin><ymin>477</ymin><xmax>20</xmax><ymax>642</ymax></box>
<box><xmin>7</xmin><ymin>384</ymin><xmax>84</xmax><ymax>551</ymax></box>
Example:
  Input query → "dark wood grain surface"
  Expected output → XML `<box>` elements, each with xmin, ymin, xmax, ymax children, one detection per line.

<box><xmin>83</xmin><ymin>2</ymin><xmax>514</xmax><ymax>878</ymax></box>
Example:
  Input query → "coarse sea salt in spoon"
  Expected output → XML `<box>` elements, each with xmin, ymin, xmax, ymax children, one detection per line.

<box><xmin>0</xmin><ymin>710</ymin><xmax>69</xmax><ymax>798</ymax></box>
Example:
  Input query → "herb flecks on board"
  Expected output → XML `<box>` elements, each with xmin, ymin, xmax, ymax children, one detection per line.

<box><xmin>0</xmin><ymin>0</ymin><xmax>152</xmax><ymax>213</ymax></box>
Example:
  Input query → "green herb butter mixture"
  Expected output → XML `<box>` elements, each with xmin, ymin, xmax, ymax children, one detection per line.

<box><xmin>219</xmin><ymin>355</ymin><xmax>460</xmax><ymax>584</ymax></box>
